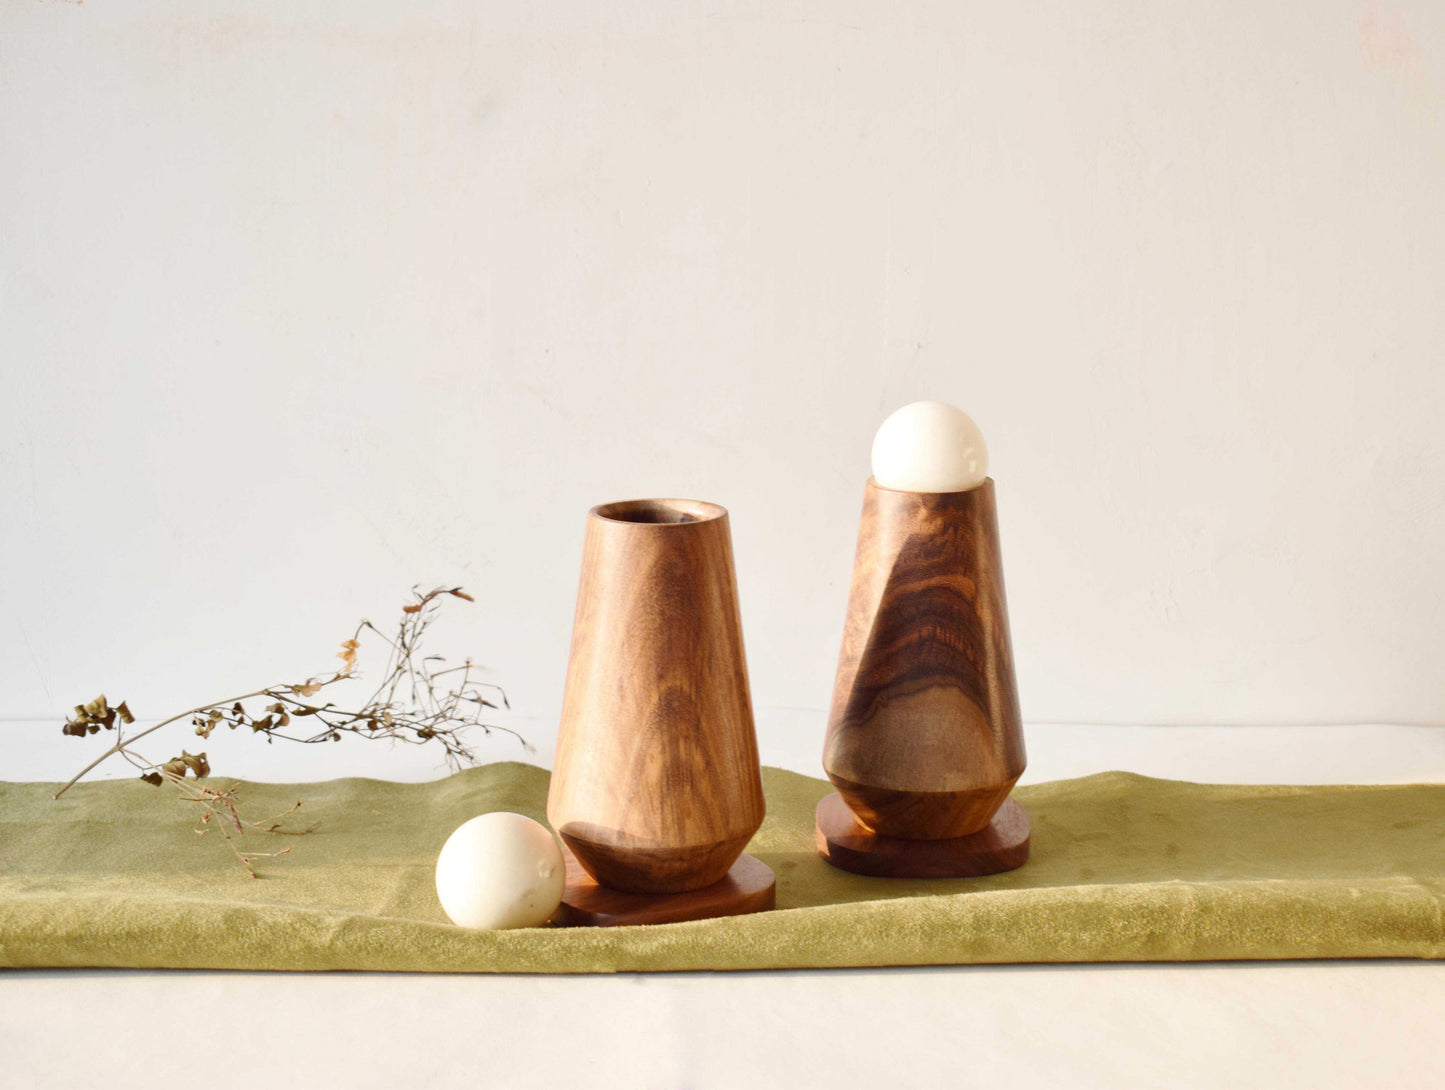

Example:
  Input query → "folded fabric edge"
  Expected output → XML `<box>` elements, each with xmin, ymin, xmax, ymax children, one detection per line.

<box><xmin>3</xmin><ymin>876</ymin><xmax>1440</xmax><ymax>973</ymax></box>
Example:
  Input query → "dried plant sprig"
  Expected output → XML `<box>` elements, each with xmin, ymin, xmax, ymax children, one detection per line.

<box><xmin>53</xmin><ymin>586</ymin><xmax>525</xmax><ymax>876</ymax></box>
<box><xmin>170</xmin><ymin>771</ymin><xmax>314</xmax><ymax>879</ymax></box>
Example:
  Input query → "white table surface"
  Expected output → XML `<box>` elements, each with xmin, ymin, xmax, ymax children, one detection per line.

<box><xmin>3</xmin><ymin>720</ymin><xmax>1443</xmax><ymax>1089</ymax></box>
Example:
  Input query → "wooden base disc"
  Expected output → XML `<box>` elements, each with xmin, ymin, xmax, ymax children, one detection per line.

<box><xmin>552</xmin><ymin>847</ymin><xmax>776</xmax><ymax>927</ymax></box>
<box><xmin>815</xmin><ymin>793</ymin><xmax>1030</xmax><ymax>879</ymax></box>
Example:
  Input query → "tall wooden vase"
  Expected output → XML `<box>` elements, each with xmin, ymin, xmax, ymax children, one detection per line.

<box><xmin>547</xmin><ymin>498</ymin><xmax>775</xmax><ymax>926</ymax></box>
<box><xmin>815</xmin><ymin>477</ymin><xmax>1031</xmax><ymax>878</ymax></box>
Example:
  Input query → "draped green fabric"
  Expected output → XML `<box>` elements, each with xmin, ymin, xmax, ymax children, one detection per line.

<box><xmin>1</xmin><ymin>764</ymin><xmax>1441</xmax><ymax>971</ymax></box>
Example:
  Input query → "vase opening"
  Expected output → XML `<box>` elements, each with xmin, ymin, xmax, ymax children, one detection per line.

<box><xmin>592</xmin><ymin>499</ymin><xmax>726</xmax><ymax>525</ymax></box>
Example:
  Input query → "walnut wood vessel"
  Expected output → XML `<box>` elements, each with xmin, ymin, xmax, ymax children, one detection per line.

<box><xmin>547</xmin><ymin>498</ymin><xmax>770</xmax><ymax>901</ymax></box>
<box><xmin>819</xmin><ymin>477</ymin><xmax>1029</xmax><ymax>876</ymax></box>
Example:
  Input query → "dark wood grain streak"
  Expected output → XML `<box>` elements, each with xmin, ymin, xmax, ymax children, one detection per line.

<box><xmin>552</xmin><ymin>846</ymin><xmax>775</xmax><ymax>927</ymax></box>
<box><xmin>823</xmin><ymin>478</ymin><xmax>1026</xmax><ymax>839</ymax></box>
<box><xmin>815</xmin><ymin>792</ymin><xmax>1030</xmax><ymax>878</ymax></box>
<box><xmin>547</xmin><ymin>499</ymin><xmax>766</xmax><ymax>895</ymax></box>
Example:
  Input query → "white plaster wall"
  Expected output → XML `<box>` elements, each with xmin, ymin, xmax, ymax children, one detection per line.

<box><xmin>3</xmin><ymin>1</ymin><xmax>1444</xmax><ymax>774</ymax></box>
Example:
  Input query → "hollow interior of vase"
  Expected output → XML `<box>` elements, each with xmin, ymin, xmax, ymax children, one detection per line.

<box><xmin>593</xmin><ymin>498</ymin><xmax>725</xmax><ymax>525</ymax></box>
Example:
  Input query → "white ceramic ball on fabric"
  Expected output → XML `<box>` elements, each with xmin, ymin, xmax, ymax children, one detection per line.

<box><xmin>434</xmin><ymin>812</ymin><xmax>565</xmax><ymax>929</ymax></box>
<box><xmin>870</xmin><ymin>401</ymin><xmax>989</xmax><ymax>492</ymax></box>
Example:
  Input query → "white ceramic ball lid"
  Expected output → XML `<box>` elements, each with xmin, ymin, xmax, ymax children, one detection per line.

<box><xmin>870</xmin><ymin>400</ymin><xmax>989</xmax><ymax>492</ymax></box>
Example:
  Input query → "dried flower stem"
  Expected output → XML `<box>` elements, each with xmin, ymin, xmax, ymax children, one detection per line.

<box><xmin>54</xmin><ymin>586</ymin><xmax>524</xmax><ymax>876</ymax></box>
<box><xmin>54</xmin><ymin>687</ymin><xmax>274</xmax><ymax>800</ymax></box>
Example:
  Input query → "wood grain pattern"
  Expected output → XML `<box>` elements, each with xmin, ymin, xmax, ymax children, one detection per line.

<box><xmin>823</xmin><ymin>478</ymin><xmax>1026</xmax><ymax>839</ymax></box>
<box><xmin>547</xmin><ymin>499</ymin><xmax>766</xmax><ymax>895</ymax></box>
<box><xmin>815</xmin><ymin>792</ymin><xmax>1030</xmax><ymax>878</ymax></box>
<box><xmin>552</xmin><ymin>845</ymin><xmax>775</xmax><ymax>927</ymax></box>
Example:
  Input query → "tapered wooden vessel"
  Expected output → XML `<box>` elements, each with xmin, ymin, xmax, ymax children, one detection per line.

<box><xmin>547</xmin><ymin>499</ymin><xmax>769</xmax><ymax>905</ymax></box>
<box><xmin>819</xmin><ymin>477</ymin><xmax>1029</xmax><ymax>876</ymax></box>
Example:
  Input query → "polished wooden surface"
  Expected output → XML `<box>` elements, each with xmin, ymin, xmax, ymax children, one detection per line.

<box><xmin>823</xmin><ymin>478</ymin><xmax>1026</xmax><ymax>839</ymax></box>
<box><xmin>548</xmin><ymin>498</ymin><xmax>766</xmax><ymax>894</ymax></box>
<box><xmin>815</xmin><ymin>792</ymin><xmax>1030</xmax><ymax>878</ymax></box>
<box><xmin>552</xmin><ymin>845</ymin><xmax>775</xmax><ymax>927</ymax></box>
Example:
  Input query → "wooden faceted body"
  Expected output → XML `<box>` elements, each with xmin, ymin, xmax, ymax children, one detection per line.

<box><xmin>823</xmin><ymin>478</ymin><xmax>1026</xmax><ymax>840</ymax></box>
<box><xmin>547</xmin><ymin>499</ymin><xmax>766</xmax><ymax>895</ymax></box>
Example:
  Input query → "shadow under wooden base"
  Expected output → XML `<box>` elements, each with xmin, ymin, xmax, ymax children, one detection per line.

<box><xmin>553</xmin><ymin>846</ymin><xmax>776</xmax><ymax>927</ymax></box>
<box><xmin>815</xmin><ymin>793</ymin><xmax>1031</xmax><ymax>879</ymax></box>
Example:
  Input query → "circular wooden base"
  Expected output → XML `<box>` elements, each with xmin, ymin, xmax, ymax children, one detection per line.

<box><xmin>815</xmin><ymin>793</ymin><xmax>1030</xmax><ymax>879</ymax></box>
<box><xmin>552</xmin><ymin>847</ymin><xmax>776</xmax><ymax>927</ymax></box>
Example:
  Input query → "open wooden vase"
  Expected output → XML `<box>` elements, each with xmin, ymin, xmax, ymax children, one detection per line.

<box><xmin>816</xmin><ymin>477</ymin><xmax>1031</xmax><ymax>878</ymax></box>
<box><xmin>547</xmin><ymin>498</ymin><xmax>775</xmax><ymax>926</ymax></box>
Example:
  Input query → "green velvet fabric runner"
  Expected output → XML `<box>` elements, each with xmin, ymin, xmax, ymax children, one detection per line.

<box><xmin>1</xmin><ymin>764</ymin><xmax>1441</xmax><ymax>971</ymax></box>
